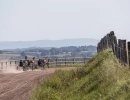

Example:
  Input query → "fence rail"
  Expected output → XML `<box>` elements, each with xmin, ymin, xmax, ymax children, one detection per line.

<box><xmin>0</xmin><ymin>57</ymin><xmax>92</xmax><ymax>70</ymax></box>
<box><xmin>97</xmin><ymin>31</ymin><xmax>130</xmax><ymax>67</ymax></box>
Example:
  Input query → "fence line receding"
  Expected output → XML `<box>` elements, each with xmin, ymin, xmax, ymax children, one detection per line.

<box><xmin>97</xmin><ymin>31</ymin><xmax>130</xmax><ymax>66</ymax></box>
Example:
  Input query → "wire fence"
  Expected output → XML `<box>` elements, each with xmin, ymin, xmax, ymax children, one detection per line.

<box><xmin>97</xmin><ymin>31</ymin><xmax>130</xmax><ymax>66</ymax></box>
<box><xmin>0</xmin><ymin>57</ymin><xmax>92</xmax><ymax>70</ymax></box>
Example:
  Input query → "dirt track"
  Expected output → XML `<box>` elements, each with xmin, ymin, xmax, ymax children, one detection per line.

<box><xmin>0</xmin><ymin>67</ymin><xmax>76</xmax><ymax>100</ymax></box>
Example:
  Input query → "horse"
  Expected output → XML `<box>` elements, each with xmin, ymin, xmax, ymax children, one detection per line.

<box><xmin>19</xmin><ymin>60</ymin><xmax>37</xmax><ymax>71</ymax></box>
<box><xmin>38</xmin><ymin>59</ymin><xmax>49</xmax><ymax>69</ymax></box>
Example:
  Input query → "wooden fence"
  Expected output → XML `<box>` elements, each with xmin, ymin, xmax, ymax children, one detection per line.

<box><xmin>97</xmin><ymin>31</ymin><xmax>130</xmax><ymax>66</ymax></box>
<box><xmin>0</xmin><ymin>57</ymin><xmax>92</xmax><ymax>70</ymax></box>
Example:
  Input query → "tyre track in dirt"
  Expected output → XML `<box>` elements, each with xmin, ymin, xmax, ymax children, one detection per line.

<box><xmin>0</xmin><ymin>72</ymin><xmax>47</xmax><ymax>97</ymax></box>
<box><xmin>0</xmin><ymin>72</ymin><xmax>34</xmax><ymax>95</ymax></box>
<box><xmin>0</xmin><ymin>67</ymin><xmax>76</xmax><ymax>100</ymax></box>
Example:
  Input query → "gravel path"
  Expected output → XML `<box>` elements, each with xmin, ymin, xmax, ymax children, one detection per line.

<box><xmin>0</xmin><ymin>67</ymin><xmax>76</xmax><ymax>100</ymax></box>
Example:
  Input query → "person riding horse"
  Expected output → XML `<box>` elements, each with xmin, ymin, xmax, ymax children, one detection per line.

<box><xmin>38</xmin><ymin>59</ymin><xmax>45</xmax><ymax>69</ymax></box>
<box><xmin>20</xmin><ymin>56</ymin><xmax>49</xmax><ymax>71</ymax></box>
<box><xmin>23</xmin><ymin>56</ymin><xmax>28</xmax><ymax>71</ymax></box>
<box><xmin>31</xmin><ymin>57</ymin><xmax>36</xmax><ymax>71</ymax></box>
<box><xmin>21</xmin><ymin>56</ymin><xmax>37</xmax><ymax>71</ymax></box>
<box><xmin>19</xmin><ymin>60</ymin><xmax>23</xmax><ymax>67</ymax></box>
<box><xmin>38</xmin><ymin>58</ymin><xmax>49</xmax><ymax>69</ymax></box>
<box><xmin>44</xmin><ymin>58</ymin><xmax>49</xmax><ymax>68</ymax></box>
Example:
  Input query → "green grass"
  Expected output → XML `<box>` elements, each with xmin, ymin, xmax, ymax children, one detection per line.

<box><xmin>46</xmin><ymin>64</ymin><xmax>84</xmax><ymax>68</ymax></box>
<box><xmin>36</xmin><ymin>64</ymin><xmax>84</xmax><ymax>70</ymax></box>
<box><xmin>31</xmin><ymin>49</ymin><xmax>130</xmax><ymax>100</ymax></box>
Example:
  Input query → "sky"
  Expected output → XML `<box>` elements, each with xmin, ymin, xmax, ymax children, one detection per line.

<box><xmin>0</xmin><ymin>0</ymin><xmax>130</xmax><ymax>41</ymax></box>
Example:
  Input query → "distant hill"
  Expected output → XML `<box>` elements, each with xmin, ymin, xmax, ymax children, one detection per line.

<box><xmin>0</xmin><ymin>38</ymin><xmax>99</xmax><ymax>50</ymax></box>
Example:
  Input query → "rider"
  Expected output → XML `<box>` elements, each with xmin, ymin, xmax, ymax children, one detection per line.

<box><xmin>38</xmin><ymin>59</ymin><xmax>41</xmax><ymax>66</ymax></box>
<box><xmin>45</xmin><ymin>57</ymin><xmax>49</xmax><ymax>68</ymax></box>
<box><xmin>23</xmin><ymin>56</ymin><xmax>28</xmax><ymax>71</ymax></box>
<box><xmin>19</xmin><ymin>60</ymin><xmax>23</xmax><ymax>67</ymax></box>
<box><xmin>32</xmin><ymin>57</ymin><xmax>36</xmax><ymax>71</ymax></box>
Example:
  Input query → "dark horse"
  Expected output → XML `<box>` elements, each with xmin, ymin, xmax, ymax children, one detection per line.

<box><xmin>19</xmin><ymin>60</ymin><xmax>37</xmax><ymax>71</ymax></box>
<box><xmin>38</xmin><ymin>59</ymin><xmax>49</xmax><ymax>69</ymax></box>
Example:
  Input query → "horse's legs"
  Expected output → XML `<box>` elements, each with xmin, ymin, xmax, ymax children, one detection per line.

<box><xmin>23</xmin><ymin>66</ymin><xmax>24</xmax><ymax>71</ymax></box>
<box><xmin>23</xmin><ymin>66</ymin><xmax>26</xmax><ymax>71</ymax></box>
<box><xmin>32</xmin><ymin>65</ymin><xmax>34</xmax><ymax>71</ymax></box>
<box><xmin>42</xmin><ymin>64</ymin><xmax>45</xmax><ymax>70</ymax></box>
<box><xmin>47</xmin><ymin>63</ymin><xmax>49</xmax><ymax>68</ymax></box>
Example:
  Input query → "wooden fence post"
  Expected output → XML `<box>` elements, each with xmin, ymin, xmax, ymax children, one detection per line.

<box><xmin>65</xmin><ymin>58</ymin><xmax>67</xmax><ymax>65</ymax></box>
<box><xmin>118</xmin><ymin>39</ymin><xmax>127</xmax><ymax>64</ymax></box>
<box><xmin>102</xmin><ymin>38</ymin><xmax>105</xmax><ymax>50</ymax></box>
<box><xmin>109</xmin><ymin>31</ymin><xmax>118</xmax><ymax>56</ymax></box>
<box><xmin>106</xmin><ymin>33</ymin><xmax>111</xmax><ymax>48</ymax></box>
<box><xmin>48</xmin><ymin>59</ymin><xmax>50</xmax><ymax>68</ymax></box>
<box><xmin>128</xmin><ymin>42</ymin><xmax>130</xmax><ymax>67</ymax></box>
<box><xmin>122</xmin><ymin>40</ymin><xmax>127</xmax><ymax>64</ymax></box>
<box><xmin>113</xmin><ymin>36</ymin><xmax>118</xmax><ymax>57</ymax></box>
<box><xmin>99</xmin><ymin>42</ymin><xmax>101</xmax><ymax>52</ymax></box>
<box><xmin>84</xmin><ymin>58</ymin><xmax>86</xmax><ymax>64</ymax></box>
<box><xmin>101</xmin><ymin>38</ymin><xmax>103</xmax><ymax>51</ymax></box>
<box><xmin>15</xmin><ymin>61</ymin><xmax>17</xmax><ymax>67</ymax></box>
<box><xmin>56</xmin><ymin>59</ymin><xmax>58</xmax><ymax>66</ymax></box>
<box><xmin>108</xmin><ymin>34</ymin><xmax>112</xmax><ymax>48</ymax></box>
<box><xmin>118</xmin><ymin>39</ymin><xmax>122</xmax><ymax>62</ymax></box>
<box><xmin>120</xmin><ymin>40</ymin><xmax>123</xmax><ymax>63</ymax></box>
<box><xmin>102</xmin><ymin>37</ymin><xmax>105</xmax><ymax>50</ymax></box>
<box><xmin>73</xmin><ymin>58</ymin><xmax>75</xmax><ymax>64</ymax></box>
<box><xmin>10</xmin><ymin>61</ymin><xmax>11</xmax><ymax>67</ymax></box>
<box><xmin>98</xmin><ymin>42</ymin><xmax>101</xmax><ymax>52</ymax></box>
<box><xmin>97</xmin><ymin>43</ymin><xmax>99</xmax><ymax>53</ymax></box>
<box><xmin>1</xmin><ymin>62</ymin><xmax>3</xmax><ymax>69</ymax></box>
<box><xmin>6</xmin><ymin>62</ymin><xmax>7</xmax><ymax>69</ymax></box>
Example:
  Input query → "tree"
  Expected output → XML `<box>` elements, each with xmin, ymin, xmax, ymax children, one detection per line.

<box><xmin>80</xmin><ymin>52</ymin><xmax>88</xmax><ymax>57</ymax></box>
<box><xmin>50</xmin><ymin>48</ymin><xmax>56</xmax><ymax>55</ymax></box>
<box><xmin>71</xmin><ymin>52</ymin><xmax>80</xmax><ymax>57</ymax></box>
<box><xmin>0</xmin><ymin>50</ymin><xmax>3</xmax><ymax>54</ymax></box>
<box><xmin>20</xmin><ymin>51</ymin><xmax>26</xmax><ymax>57</ymax></box>
<box><xmin>41</xmin><ymin>50</ymin><xmax>49</xmax><ymax>56</ymax></box>
<box><xmin>87</xmin><ymin>52</ymin><xmax>93</xmax><ymax>57</ymax></box>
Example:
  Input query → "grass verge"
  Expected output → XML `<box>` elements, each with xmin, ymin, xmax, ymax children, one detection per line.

<box><xmin>31</xmin><ymin>49</ymin><xmax>130</xmax><ymax>100</ymax></box>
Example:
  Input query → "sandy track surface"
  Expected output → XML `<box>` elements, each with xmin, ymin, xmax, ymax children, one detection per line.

<box><xmin>0</xmin><ymin>67</ymin><xmax>76</xmax><ymax>100</ymax></box>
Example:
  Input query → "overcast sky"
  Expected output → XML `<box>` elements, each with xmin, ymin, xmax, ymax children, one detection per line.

<box><xmin>0</xmin><ymin>0</ymin><xmax>130</xmax><ymax>41</ymax></box>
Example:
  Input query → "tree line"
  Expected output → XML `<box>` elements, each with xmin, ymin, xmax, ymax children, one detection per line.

<box><xmin>21</xmin><ymin>45</ymin><xmax>97</xmax><ymax>58</ymax></box>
